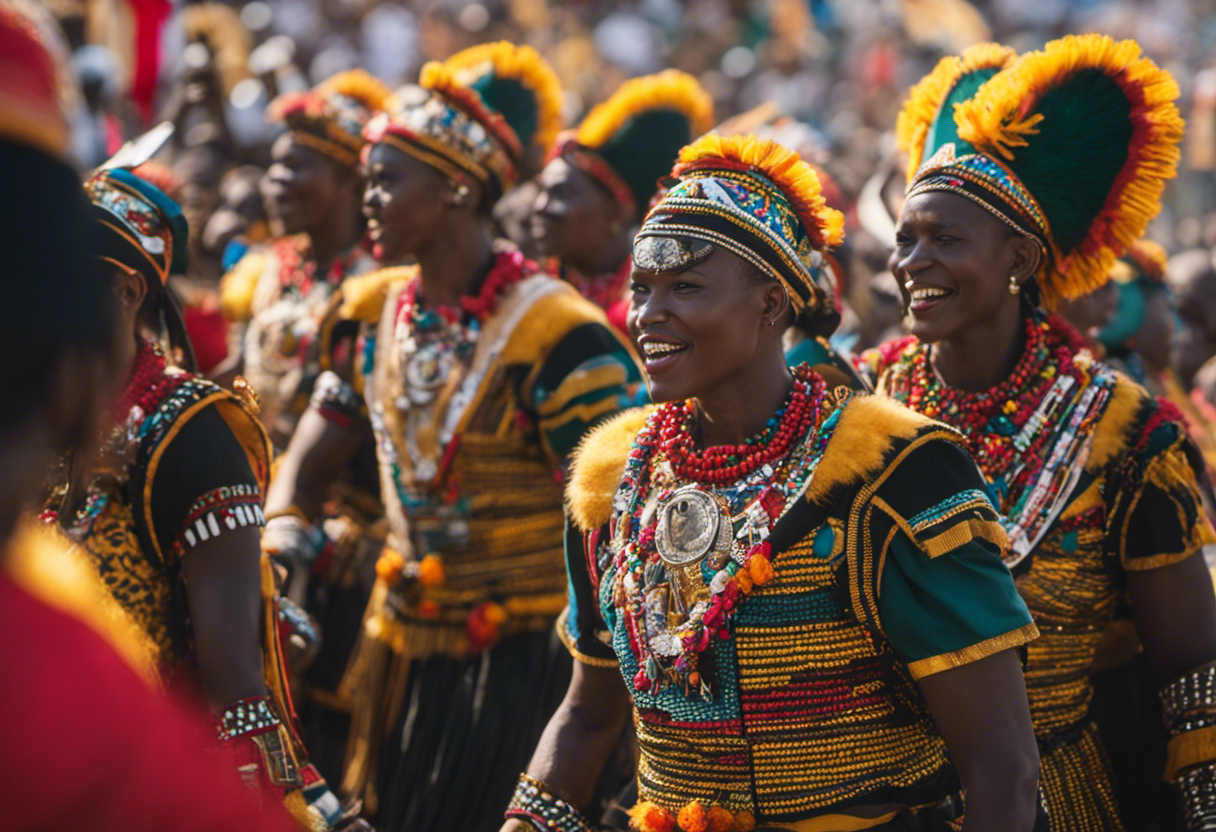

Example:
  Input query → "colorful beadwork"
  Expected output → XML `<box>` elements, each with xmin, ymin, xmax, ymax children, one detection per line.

<box><xmin>606</xmin><ymin>366</ymin><xmax>846</xmax><ymax>698</ymax></box>
<box><xmin>213</xmin><ymin>695</ymin><xmax>281</xmax><ymax>741</ymax></box>
<box><xmin>504</xmin><ymin>774</ymin><xmax>592</xmax><ymax>832</ymax></box>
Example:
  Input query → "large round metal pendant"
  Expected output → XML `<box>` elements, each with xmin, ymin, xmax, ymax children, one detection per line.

<box><xmin>655</xmin><ymin>485</ymin><xmax>720</xmax><ymax>566</ymax></box>
<box><xmin>404</xmin><ymin>342</ymin><xmax>453</xmax><ymax>404</ymax></box>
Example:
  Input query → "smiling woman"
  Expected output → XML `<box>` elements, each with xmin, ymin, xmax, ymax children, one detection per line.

<box><xmin>866</xmin><ymin>36</ymin><xmax>1216</xmax><ymax>831</ymax></box>
<box><xmin>503</xmin><ymin>134</ymin><xmax>1044</xmax><ymax>832</ymax></box>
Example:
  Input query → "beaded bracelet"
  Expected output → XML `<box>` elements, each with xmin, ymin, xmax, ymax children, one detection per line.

<box><xmin>1162</xmin><ymin>664</ymin><xmax>1216</xmax><ymax>731</ymax></box>
<box><xmin>1177</xmin><ymin>763</ymin><xmax>1216</xmax><ymax>831</ymax></box>
<box><xmin>213</xmin><ymin>695</ymin><xmax>281</xmax><ymax>741</ymax></box>
<box><xmin>504</xmin><ymin>773</ymin><xmax>592</xmax><ymax>832</ymax></box>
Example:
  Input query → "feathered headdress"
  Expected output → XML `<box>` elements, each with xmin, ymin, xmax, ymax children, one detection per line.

<box><xmin>634</xmin><ymin>133</ymin><xmax>844</xmax><ymax>316</ymax></box>
<box><xmin>268</xmin><ymin>68</ymin><xmax>390</xmax><ymax>169</ymax></box>
<box><xmin>551</xmin><ymin>70</ymin><xmax>714</xmax><ymax>220</ymax></box>
<box><xmin>367</xmin><ymin>41</ymin><xmax>564</xmax><ymax>203</ymax></box>
<box><xmin>902</xmin><ymin>35</ymin><xmax>1184</xmax><ymax>309</ymax></box>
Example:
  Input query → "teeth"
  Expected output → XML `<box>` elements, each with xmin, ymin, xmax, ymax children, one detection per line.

<box><xmin>910</xmin><ymin>286</ymin><xmax>951</xmax><ymax>301</ymax></box>
<box><xmin>642</xmin><ymin>341</ymin><xmax>685</xmax><ymax>358</ymax></box>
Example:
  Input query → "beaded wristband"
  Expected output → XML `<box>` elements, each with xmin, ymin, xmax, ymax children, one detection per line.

<box><xmin>214</xmin><ymin>695</ymin><xmax>281</xmax><ymax>741</ymax></box>
<box><xmin>504</xmin><ymin>773</ymin><xmax>592</xmax><ymax>832</ymax></box>
<box><xmin>1162</xmin><ymin>663</ymin><xmax>1216</xmax><ymax>733</ymax></box>
<box><xmin>1177</xmin><ymin>763</ymin><xmax>1216</xmax><ymax>831</ymax></box>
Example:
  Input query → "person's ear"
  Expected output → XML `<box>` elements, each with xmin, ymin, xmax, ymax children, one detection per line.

<box><xmin>1009</xmin><ymin>235</ymin><xmax>1043</xmax><ymax>290</ymax></box>
<box><xmin>761</xmin><ymin>281</ymin><xmax>790</xmax><ymax>328</ymax></box>
<box><xmin>113</xmin><ymin>264</ymin><xmax>148</xmax><ymax>312</ymax></box>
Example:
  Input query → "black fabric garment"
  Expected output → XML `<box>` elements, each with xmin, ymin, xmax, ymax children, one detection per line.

<box><xmin>375</xmin><ymin>629</ymin><xmax>573</xmax><ymax>832</ymax></box>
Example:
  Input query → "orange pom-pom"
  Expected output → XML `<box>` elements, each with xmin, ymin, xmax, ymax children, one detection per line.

<box><xmin>748</xmin><ymin>555</ymin><xmax>774</xmax><ymax>586</ymax></box>
<box><xmin>375</xmin><ymin>548</ymin><xmax>405</xmax><ymax>585</ymax></box>
<box><xmin>734</xmin><ymin>569</ymin><xmax>753</xmax><ymax>595</ymax></box>
<box><xmin>418</xmin><ymin>553</ymin><xmax>445</xmax><ymax>588</ymax></box>
<box><xmin>704</xmin><ymin>806</ymin><xmax>735</xmax><ymax>832</ymax></box>
<box><xmin>416</xmin><ymin>599</ymin><xmax>440</xmax><ymax>618</ymax></box>
<box><xmin>628</xmin><ymin>802</ymin><xmax>677</xmax><ymax>832</ymax></box>
<box><xmin>677</xmin><ymin>802</ymin><xmax>708</xmax><ymax>832</ymax></box>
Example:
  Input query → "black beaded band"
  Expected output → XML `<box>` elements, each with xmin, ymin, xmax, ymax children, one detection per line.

<box><xmin>214</xmin><ymin>695</ymin><xmax>281</xmax><ymax>742</ymax></box>
<box><xmin>1162</xmin><ymin>663</ymin><xmax>1216</xmax><ymax>733</ymax></box>
<box><xmin>1178</xmin><ymin>763</ymin><xmax>1216</xmax><ymax>831</ymax></box>
<box><xmin>504</xmin><ymin>773</ymin><xmax>592</xmax><ymax>832</ymax></box>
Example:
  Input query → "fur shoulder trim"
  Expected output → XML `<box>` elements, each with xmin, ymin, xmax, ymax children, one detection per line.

<box><xmin>566</xmin><ymin>407</ymin><xmax>655</xmax><ymax>532</ymax></box>
<box><xmin>218</xmin><ymin>248</ymin><xmax>267</xmax><ymax>322</ymax></box>
<box><xmin>807</xmin><ymin>394</ymin><xmax>956</xmax><ymax>505</ymax></box>
<box><xmin>337</xmin><ymin>265</ymin><xmax>417</xmax><ymax>324</ymax></box>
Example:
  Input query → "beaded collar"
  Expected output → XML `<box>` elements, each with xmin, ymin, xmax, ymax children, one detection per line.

<box><xmin>606</xmin><ymin>366</ymin><xmax>852</xmax><ymax>699</ymax></box>
<box><xmin>548</xmin><ymin>256</ymin><xmax>631</xmax><ymax>316</ymax></box>
<box><xmin>879</xmin><ymin>314</ymin><xmax>1116</xmax><ymax>563</ymax></box>
<box><xmin>381</xmin><ymin>247</ymin><xmax>531</xmax><ymax>497</ymax></box>
<box><xmin>275</xmin><ymin>236</ymin><xmax>366</xmax><ymax>297</ymax></box>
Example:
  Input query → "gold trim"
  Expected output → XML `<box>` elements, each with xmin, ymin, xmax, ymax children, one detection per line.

<box><xmin>906</xmin><ymin>622</ymin><xmax>1040</xmax><ymax>681</ymax></box>
<box><xmin>536</xmin><ymin>363</ymin><xmax>630</xmax><ymax>417</ymax></box>
<box><xmin>783</xmin><ymin>809</ymin><xmax>902</xmax><ymax>831</ymax></box>
<box><xmin>1165</xmin><ymin>725</ymin><xmax>1216</xmax><ymax>781</ymax></box>
<box><xmin>920</xmin><ymin>518</ymin><xmax>1009</xmax><ymax>560</ymax></box>
<box><xmin>554</xmin><ymin>607</ymin><xmax>618</xmax><ymax>668</ymax></box>
<box><xmin>142</xmin><ymin>391</ymin><xmax>231</xmax><ymax>564</ymax></box>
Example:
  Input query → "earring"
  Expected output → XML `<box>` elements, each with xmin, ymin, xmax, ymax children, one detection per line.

<box><xmin>448</xmin><ymin>183</ymin><xmax>470</xmax><ymax>207</ymax></box>
<box><xmin>1008</xmin><ymin>275</ymin><xmax>1021</xmax><ymax>296</ymax></box>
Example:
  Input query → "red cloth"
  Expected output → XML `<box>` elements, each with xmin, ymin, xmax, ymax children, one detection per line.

<box><xmin>0</xmin><ymin>572</ymin><xmax>299</xmax><ymax>832</ymax></box>
<box><xmin>183</xmin><ymin>303</ymin><xmax>230</xmax><ymax>374</ymax></box>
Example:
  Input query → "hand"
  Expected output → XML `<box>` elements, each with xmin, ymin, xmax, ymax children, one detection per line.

<box><xmin>261</xmin><ymin>514</ymin><xmax>318</xmax><ymax>563</ymax></box>
<box><xmin>499</xmin><ymin>821</ymin><xmax>534</xmax><ymax>832</ymax></box>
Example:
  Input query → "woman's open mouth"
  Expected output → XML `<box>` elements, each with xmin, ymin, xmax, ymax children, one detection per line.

<box><xmin>638</xmin><ymin>336</ymin><xmax>688</xmax><ymax>373</ymax></box>
<box><xmin>908</xmin><ymin>284</ymin><xmax>954</xmax><ymax>315</ymax></box>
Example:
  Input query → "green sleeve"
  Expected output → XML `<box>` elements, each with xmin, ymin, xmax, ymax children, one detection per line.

<box><xmin>878</xmin><ymin>531</ymin><xmax>1037</xmax><ymax>680</ymax></box>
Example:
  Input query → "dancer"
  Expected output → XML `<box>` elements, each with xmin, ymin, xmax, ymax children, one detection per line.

<box><xmin>505</xmin><ymin>134</ymin><xmax>1041</xmax><ymax>832</ymax></box>
<box><xmin>264</xmin><ymin>42</ymin><xmax>641</xmax><ymax>831</ymax></box>
<box><xmin>532</xmin><ymin>70</ymin><xmax>713</xmax><ymax>333</ymax></box>
<box><xmin>219</xmin><ymin>70</ymin><xmax>386</xmax><ymax>446</ymax></box>
<box><xmin>45</xmin><ymin>157</ymin><xmax>361</xmax><ymax>830</ymax></box>
<box><xmin>871</xmin><ymin>36</ymin><xmax>1216</xmax><ymax>829</ymax></box>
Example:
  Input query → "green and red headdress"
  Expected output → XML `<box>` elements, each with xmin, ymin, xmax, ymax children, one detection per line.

<box><xmin>365</xmin><ymin>41</ymin><xmax>563</xmax><ymax>204</ymax></box>
<box><xmin>900</xmin><ymin>35</ymin><xmax>1184</xmax><ymax>309</ymax></box>
<box><xmin>85</xmin><ymin>167</ymin><xmax>188</xmax><ymax>285</ymax></box>
<box><xmin>549</xmin><ymin>70</ymin><xmax>714</xmax><ymax>221</ymax></box>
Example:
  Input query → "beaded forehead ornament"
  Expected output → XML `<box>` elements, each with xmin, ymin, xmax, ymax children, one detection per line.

<box><xmin>634</xmin><ymin>134</ymin><xmax>843</xmax><ymax>314</ymax></box>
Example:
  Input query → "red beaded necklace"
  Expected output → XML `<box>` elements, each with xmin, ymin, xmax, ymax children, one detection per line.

<box><xmin>651</xmin><ymin>365</ymin><xmax>827</xmax><ymax>486</ymax></box>
<box><xmin>276</xmin><ymin>236</ymin><xmax>363</xmax><ymax>295</ymax></box>
<box><xmin>403</xmin><ymin>247</ymin><xmax>531</xmax><ymax>328</ymax></box>
<box><xmin>112</xmin><ymin>337</ymin><xmax>177</xmax><ymax>423</ymax></box>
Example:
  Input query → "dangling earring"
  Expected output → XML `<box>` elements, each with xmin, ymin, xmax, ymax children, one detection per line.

<box><xmin>1008</xmin><ymin>275</ymin><xmax>1021</xmax><ymax>296</ymax></box>
<box><xmin>448</xmin><ymin>182</ymin><xmax>470</xmax><ymax>207</ymax></box>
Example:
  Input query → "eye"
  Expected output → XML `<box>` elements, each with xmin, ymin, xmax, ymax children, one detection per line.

<box><xmin>894</xmin><ymin>233</ymin><xmax>913</xmax><ymax>248</ymax></box>
<box><xmin>933</xmin><ymin>233</ymin><xmax>960</xmax><ymax>243</ymax></box>
<box><xmin>673</xmin><ymin>281</ymin><xmax>701</xmax><ymax>293</ymax></box>
<box><xmin>630</xmin><ymin>281</ymin><xmax>651</xmax><ymax>295</ymax></box>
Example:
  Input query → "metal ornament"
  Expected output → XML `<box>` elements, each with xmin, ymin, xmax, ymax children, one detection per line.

<box><xmin>655</xmin><ymin>485</ymin><xmax>731</xmax><ymax>614</ymax></box>
<box><xmin>632</xmin><ymin>234</ymin><xmax>714</xmax><ymax>274</ymax></box>
<box><xmin>404</xmin><ymin>341</ymin><xmax>454</xmax><ymax>404</ymax></box>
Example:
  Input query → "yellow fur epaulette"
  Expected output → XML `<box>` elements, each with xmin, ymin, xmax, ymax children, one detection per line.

<box><xmin>6</xmin><ymin>519</ymin><xmax>158</xmax><ymax>685</ymax></box>
<box><xmin>501</xmin><ymin>280</ymin><xmax>634</xmax><ymax>367</ymax></box>
<box><xmin>337</xmin><ymin>265</ymin><xmax>417</xmax><ymax>324</ymax></box>
<box><xmin>566</xmin><ymin>407</ymin><xmax>655</xmax><ymax>532</ymax></box>
<box><xmin>806</xmin><ymin>394</ymin><xmax>957</xmax><ymax>506</ymax></box>
<box><xmin>219</xmin><ymin>248</ymin><xmax>266</xmax><ymax>322</ymax></box>
<box><xmin>1087</xmin><ymin>370</ymin><xmax>1152</xmax><ymax>473</ymax></box>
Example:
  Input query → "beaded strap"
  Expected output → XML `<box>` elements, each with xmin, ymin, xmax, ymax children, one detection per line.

<box><xmin>504</xmin><ymin>773</ymin><xmax>592</xmax><ymax>832</ymax></box>
<box><xmin>1162</xmin><ymin>663</ymin><xmax>1216</xmax><ymax>734</ymax></box>
<box><xmin>1177</xmin><ymin>764</ymin><xmax>1216</xmax><ymax>831</ymax></box>
<box><xmin>1161</xmin><ymin>664</ymin><xmax>1216</xmax><ymax>829</ymax></box>
<box><xmin>214</xmin><ymin>695</ymin><xmax>282</xmax><ymax>742</ymax></box>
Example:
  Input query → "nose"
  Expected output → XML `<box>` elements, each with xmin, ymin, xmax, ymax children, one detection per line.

<box><xmin>892</xmin><ymin>237</ymin><xmax>930</xmax><ymax>282</ymax></box>
<box><xmin>632</xmin><ymin>286</ymin><xmax>669</xmax><ymax>328</ymax></box>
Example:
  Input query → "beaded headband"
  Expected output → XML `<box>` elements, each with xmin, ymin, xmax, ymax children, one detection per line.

<box><xmin>636</xmin><ymin>135</ymin><xmax>843</xmax><ymax>315</ymax></box>
<box><xmin>85</xmin><ymin>168</ymin><xmax>187</xmax><ymax>284</ymax></box>
<box><xmin>364</xmin><ymin>84</ymin><xmax>512</xmax><ymax>194</ymax></box>
<box><xmin>549</xmin><ymin>134</ymin><xmax>637</xmax><ymax>217</ymax></box>
<box><xmin>268</xmin><ymin>70</ymin><xmax>389</xmax><ymax>170</ymax></box>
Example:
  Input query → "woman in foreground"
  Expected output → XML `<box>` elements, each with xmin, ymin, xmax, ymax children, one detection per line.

<box><xmin>503</xmin><ymin>134</ymin><xmax>1042</xmax><ymax>832</ymax></box>
<box><xmin>868</xmin><ymin>36</ymin><xmax>1216</xmax><ymax>829</ymax></box>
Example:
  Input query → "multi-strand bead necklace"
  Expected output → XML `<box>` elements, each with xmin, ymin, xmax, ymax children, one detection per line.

<box><xmin>883</xmin><ymin>314</ymin><xmax>1114</xmax><ymax>561</ymax></box>
<box><xmin>610</xmin><ymin>365</ymin><xmax>847</xmax><ymax>698</ymax></box>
